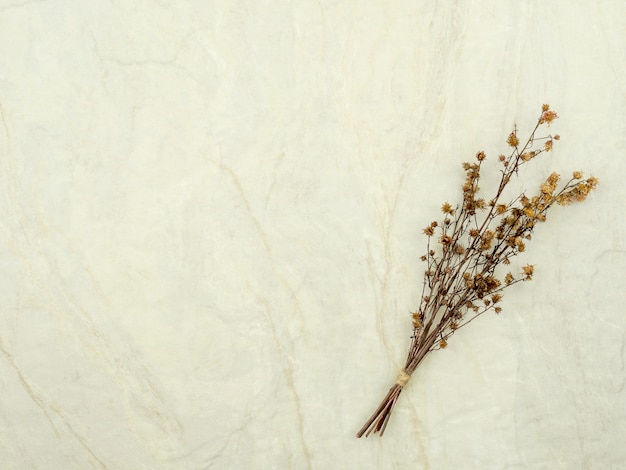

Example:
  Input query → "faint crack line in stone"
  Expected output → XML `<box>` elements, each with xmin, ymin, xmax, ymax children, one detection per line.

<box><xmin>215</xmin><ymin>160</ymin><xmax>307</xmax><ymax>327</ymax></box>
<box><xmin>0</xmin><ymin>341</ymin><xmax>60</xmax><ymax>436</ymax></box>
<box><xmin>0</xmin><ymin>0</ymin><xmax>46</xmax><ymax>14</ymax></box>
<box><xmin>260</xmin><ymin>299</ymin><xmax>312</xmax><ymax>470</ymax></box>
<box><xmin>1</xmin><ymin>343</ymin><xmax>107</xmax><ymax>468</ymax></box>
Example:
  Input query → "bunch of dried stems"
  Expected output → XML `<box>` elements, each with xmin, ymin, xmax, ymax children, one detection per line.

<box><xmin>357</xmin><ymin>105</ymin><xmax>598</xmax><ymax>438</ymax></box>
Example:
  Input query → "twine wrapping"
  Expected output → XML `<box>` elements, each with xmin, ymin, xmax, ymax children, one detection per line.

<box><xmin>395</xmin><ymin>369</ymin><xmax>411</xmax><ymax>386</ymax></box>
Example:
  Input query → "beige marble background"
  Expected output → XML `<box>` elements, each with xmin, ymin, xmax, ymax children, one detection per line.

<box><xmin>1</xmin><ymin>1</ymin><xmax>625</xmax><ymax>469</ymax></box>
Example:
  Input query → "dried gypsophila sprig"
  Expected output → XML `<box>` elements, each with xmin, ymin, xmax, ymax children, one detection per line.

<box><xmin>357</xmin><ymin>105</ymin><xmax>598</xmax><ymax>438</ymax></box>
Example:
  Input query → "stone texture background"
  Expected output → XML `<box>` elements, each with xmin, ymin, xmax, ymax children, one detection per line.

<box><xmin>0</xmin><ymin>1</ymin><xmax>624</xmax><ymax>468</ymax></box>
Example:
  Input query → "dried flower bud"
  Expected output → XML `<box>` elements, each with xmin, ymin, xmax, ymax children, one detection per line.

<box><xmin>573</xmin><ymin>171</ymin><xmax>583</xmax><ymax>179</ymax></box>
<box><xmin>522</xmin><ymin>264</ymin><xmax>534</xmax><ymax>277</ymax></box>
<box><xmin>505</xmin><ymin>272</ymin><xmax>514</xmax><ymax>285</ymax></box>
<box><xmin>507</xmin><ymin>132</ymin><xmax>519</xmax><ymax>147</ymax></box>
<box><xmin>476</xmin><ymin>151</ymin><xmax>486</xmax><ymax>161</ymax></box>
<box><xmin>539</xmin><ymin>110</ymin><xmax>558</xmax><ymax>125</ymax></box>
<box><xmin>544</xmin><ymin>140</ymin><xmax>553</xmax><ymax>151</ymax></box>
<box><xmin>423</xmin><ymin>226</ymin><xmax>435</xmax><ymax>236</ymax></box>
<box><xmin>441</xmin><ymin>202</ymin><xmax>454</xmax><ymax>214</ymax></box>
<box><xmin>542</xmin><ymin>104</ymin><xmax>550</xmax><ymax>111</ymax></box>
<box><xmin>553</xmin><ymin>134</ymin><xmax>560</xmax><ymax>140</ymax></box>
<box><xmin>439</xmin><ymin>339</ymin><xmax>447</xmax><ymax>349</ymax></box>
<box><xmin>556</xmin><ymin>194</ymin><xmax>571</xmax><ymax>206</ymax></box>
<box><xmin>481</xmin><ymin>230</ymin><xmax>495</xmax><ymax>250</ymax></box>
<box><xmin>548</xmin><ymin>172</ymin><xmax>559</xmax><ymax>185</ymax></box>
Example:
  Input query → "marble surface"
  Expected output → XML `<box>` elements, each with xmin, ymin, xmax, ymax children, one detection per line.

<box><xmin>0</xmin><ymin>1</ymin><xmax>625</xmax><ymax>469</ymax></box>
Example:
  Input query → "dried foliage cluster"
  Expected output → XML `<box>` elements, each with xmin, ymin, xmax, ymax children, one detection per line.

<box><xmin>357</xmin><ymin>105</ymin><xmax>598</xmax><ymax>438</ymax></box>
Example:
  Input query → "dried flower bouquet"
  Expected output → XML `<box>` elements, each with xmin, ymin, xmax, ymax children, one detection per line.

<box><xmin>357</xmin><ymin>105</ymin><xmax>598</xmax><ymax>438</ymax></box>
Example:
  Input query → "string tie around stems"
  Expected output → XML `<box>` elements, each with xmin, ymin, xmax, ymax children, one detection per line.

<box><xmin>395</xmin><ymin>369</ymin><xmax>411</xmax><ymax>386</ymax></box>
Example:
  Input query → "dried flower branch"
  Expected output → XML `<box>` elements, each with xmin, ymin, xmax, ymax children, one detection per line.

<box><xmin>357</xmin><ymin>105</ymin><xmax>598</xmax><ymax>438</ymax></box>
